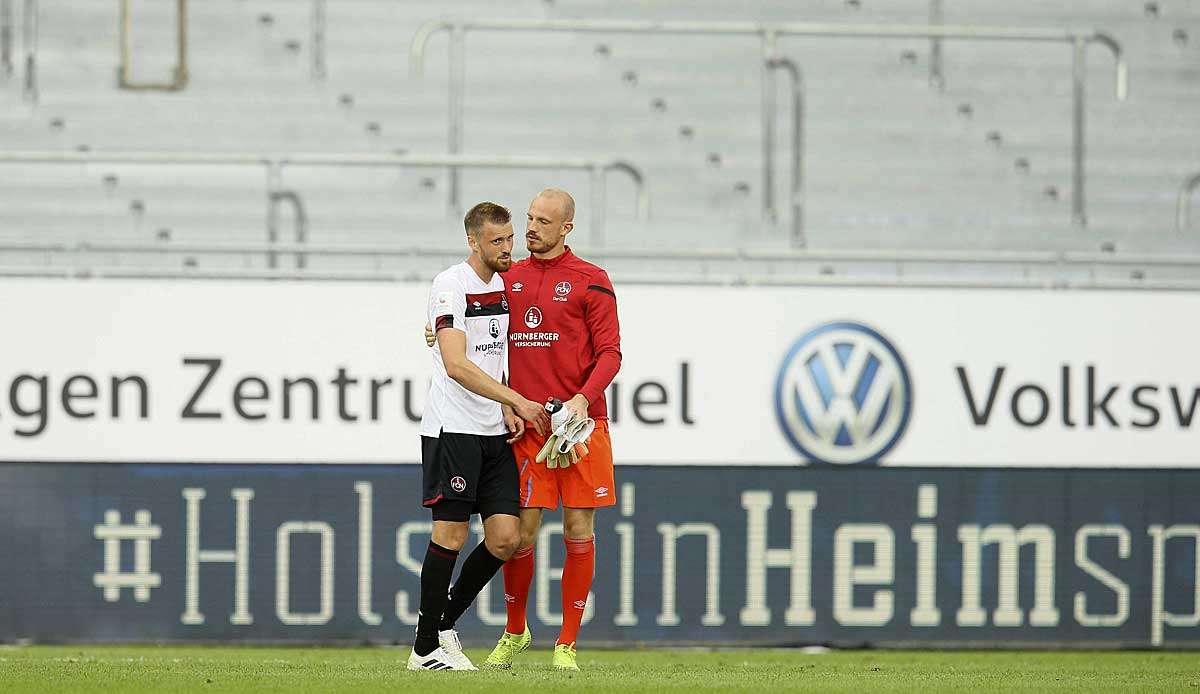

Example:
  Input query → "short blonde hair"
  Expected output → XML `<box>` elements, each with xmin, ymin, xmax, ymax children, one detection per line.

<box><xmin>464</xmin><ymin>201</ymin><xmax>511</xmax><ymax>236</ymax></box>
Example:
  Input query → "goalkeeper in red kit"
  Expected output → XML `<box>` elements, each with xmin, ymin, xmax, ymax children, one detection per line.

<box><xmin>427</xmin><ymin>188</ymin><xmax>621</xmax><ymax>671</ymax></box>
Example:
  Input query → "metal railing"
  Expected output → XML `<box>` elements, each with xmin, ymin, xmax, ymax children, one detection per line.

<box><xmin>6</xmin><ymin>240</ymin><xmax>1200</xmax><ymax>290</ymax></box>
<box><xmin>311</xmin><ymin>0</ymin><xmax>326</xmax><ymax>80</ymax></box>
<box><xmin>1178</xmin><ymin>171</ymin><xmax>1200</xmax><ymax>233</ymax></box>
<box><xmin>20</xmin><ymin>0</ymin><xmax>34</xmax><ymax>101</ymax></box>
<box><xmin>268</xmin><ymin>190</ymin><xmax>308</xmax><ymax>269</ymax></box>
<box><xmin>928</xmin><ymin>0</ymin><xmax>944</xmax><ymax>89</ymax></box>
<box><xmin>411</xmin><ymin>19</ymin><xmax>1126</xmax><ymax>230</ymax></box>
<box><xmin>765</xmin><ymin>56</ymin><xmax>803</xmax><ymax>247</ymax></box>
<box><xmin>119</xmin><ymin>0</ymin><xmax>189</xmax><ymax>91</ymax></box>
<box><xmin>306</xmin><ymin>0</ymin><xmax>956</xmax><ymax>84</ymax></box>
<box><xmin>1</xmin><ymin>0</ymin><xmax>11</xmax><ymax>78</ymax></box>
<box><xmin>0</xmin><ymin>151</ymin><xmax>648</xmax><ymax>249</ymax></box>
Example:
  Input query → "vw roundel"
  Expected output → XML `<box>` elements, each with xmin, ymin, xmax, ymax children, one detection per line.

<box><xmin>774</xmin><ymin>321</ymin><xmax>913</xmax><ymax>465</ymax></box>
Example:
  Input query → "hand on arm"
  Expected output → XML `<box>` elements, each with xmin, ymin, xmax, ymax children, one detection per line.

<box><xmin>437</xmin><ymin>328</ymin><xmax>549</xmax><ymax>433</ymax></box>
<box><xmin>502</xmin><ymin>404</ymin><xmax>526</xmax><ymax>444</ymax></box>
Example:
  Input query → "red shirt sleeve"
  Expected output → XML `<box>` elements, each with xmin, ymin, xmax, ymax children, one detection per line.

<box><xmin>579</xmin><ymin>269</ymin><xmax>622</xmax><ymax>408</ymax></box>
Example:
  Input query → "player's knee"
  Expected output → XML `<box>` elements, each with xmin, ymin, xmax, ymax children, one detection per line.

<box><xmin>442</xmin><ymin>530</ymin><xmax>470</xmax><ymax>551</ymax></box>
<box><xmin>563</xmin><ymin>512</ymin><xmax>595</xmax><ymax>540</ymax></box>
<box><xmin>518</xmin><ymin>510</ymin><xmax>542</xmax><ymax>548</ymax></box>
<box><xmin>486</xmin><ymin>529</ymin><xmax>520</xmax><ymax>560</ymax></box>
<box><xmin>431</xmin><ymin>521</ymin><xmax>470</xmax><ymax>551</ymax></box>
<box><xmin>518</xmin><ymin>524</ymin><xmax>539</xmax><ymax>548</ymax></box>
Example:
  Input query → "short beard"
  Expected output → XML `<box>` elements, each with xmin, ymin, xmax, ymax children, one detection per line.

<box><xmin>485</xmin><ymin>256</ymin><xmax>512</xmax><ymax>273</ymax></box>
<box><xmin>526</xmin><ymin>238</ymin><xmax>553</xmax><ymax>254</ymax></box>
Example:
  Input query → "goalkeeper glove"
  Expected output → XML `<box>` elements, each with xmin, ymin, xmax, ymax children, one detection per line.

<box><xmin>535</xmin><ymin>398</ymin><xmax>594</xmax><ymax>469</ymax></box>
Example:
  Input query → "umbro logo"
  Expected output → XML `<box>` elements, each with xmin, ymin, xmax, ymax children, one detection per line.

<box><xmin>594</xmin><ymin>487</ymin><xmax>608</xmax><ymax>497</ymax></box>
<box><xmin>511</xmin><ymin>282</ymin><xmax>524</xmax><ymax>292</ymax></box>
<box><xmin>573</xmin><ymin>599</ymin><xmax>587</xmax><ymax>610</ymax></box>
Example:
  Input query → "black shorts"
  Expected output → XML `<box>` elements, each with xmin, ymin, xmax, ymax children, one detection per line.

<box><xmin>421</xmin><ymin>431</ymin><xmax>518</xmax><ymax>522</ymax></box>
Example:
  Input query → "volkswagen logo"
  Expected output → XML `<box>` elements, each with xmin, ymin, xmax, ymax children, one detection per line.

<box><xmin>774</xmin><ymin>321</ymin><xmax>912</xmax><ymax>465</ymax></box>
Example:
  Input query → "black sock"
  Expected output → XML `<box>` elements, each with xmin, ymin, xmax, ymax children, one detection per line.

<box><xmin>439</xmin><ymin>541</ymin><xmax>507</xmax><ymax>631</ymax></box>
<box><xmin>415</xmin><ymin>541</ymin><xmax>459</xmax><ymax>656</ymax></box>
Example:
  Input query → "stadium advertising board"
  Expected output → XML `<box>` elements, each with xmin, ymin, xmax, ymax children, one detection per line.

<box><xmin>0</xmin><ymin>463</ymin><xmax>1196</xmax><ymax>647</ymax></box>
<box><xmin>0</xmin><ymin>279</ymin><xmax>1199</xmax><ymax>466</ymax></box>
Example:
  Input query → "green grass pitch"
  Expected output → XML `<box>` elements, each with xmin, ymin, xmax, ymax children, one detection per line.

<box><xmin>0</xmin><ymin>645</ymin><xmax>1195</xmax><ymax>693</ymax></box>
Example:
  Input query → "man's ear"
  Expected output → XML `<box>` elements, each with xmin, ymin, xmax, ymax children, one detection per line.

<box><xmin>562</xmin><ymin>221</ymin><xmax>574</xmax><ymax>236</ymax></box>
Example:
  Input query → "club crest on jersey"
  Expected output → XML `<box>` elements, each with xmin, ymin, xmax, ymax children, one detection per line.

<box><xmin>489</xmin><ymin>318</ymin><xmax>501</xmax><ymax>338</ymax></box>
<box><xmin>450</xmin><ymin>476</ymin><xmax>467</xmax><ymax>493</ymax></box>
<box><xmin>554</xmin><ymin>281</ymin><xmax>572</xmax><ymax>302</ymax></box>
<box><xmin>525</xmin><ymin>306</ymin><xmax>543</xmax><ymax>328</ymax></box>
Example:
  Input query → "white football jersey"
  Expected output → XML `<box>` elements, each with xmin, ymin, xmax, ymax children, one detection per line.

<box><xmin>419</xmin><ymin>262</ymin><xmax>510</xmax><ymax>436</ymax></box>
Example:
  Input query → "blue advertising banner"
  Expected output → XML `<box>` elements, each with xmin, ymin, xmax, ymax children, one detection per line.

<box><xmin>0</xmin><ymin>463</ymin><xmax>1196</xmax><ymax>647</ymax></box>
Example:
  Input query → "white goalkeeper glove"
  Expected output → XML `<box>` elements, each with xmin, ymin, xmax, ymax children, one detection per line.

<box><xmin>535</xmin><ymin>398</ymin><xmax>594</xmax><ymax>469</ymax></box>
<box><xmin>555</xmin><ymin>414</ymin><xmax>595</xmax><ymax>456</ymax></box>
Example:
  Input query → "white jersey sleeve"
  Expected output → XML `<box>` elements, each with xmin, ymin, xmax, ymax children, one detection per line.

<box><xmin>430</xmin><ymin>274</ymin><xmax>466</xmax><ymax>334</ymax></box>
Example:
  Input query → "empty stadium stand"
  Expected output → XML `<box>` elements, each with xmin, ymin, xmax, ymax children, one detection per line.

<box><xmin>0</xmin><ymin>0</ymin><xmax>1197</xmax><ymax>285</ymax></box>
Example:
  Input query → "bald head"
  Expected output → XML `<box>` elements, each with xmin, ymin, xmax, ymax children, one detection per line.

<box><xmin>536</xmin><ymin>188</ymin><xmax>575</xmax><ymax>223</ymax></box>
<box><xmin>525</xmin><ymin>188</ymin><xmax>576</xmax><ymax>257</ymax></box>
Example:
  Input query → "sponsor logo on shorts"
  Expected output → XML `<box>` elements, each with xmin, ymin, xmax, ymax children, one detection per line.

<box><xmin>573</xmin><ymin>599</ymin><xmax>587</xmax><ymax>610</ymax></box>
<box><xmin>450</xmin><ymin>476</ymin><xmax>467</xmax><ymax>493</ymax></box>
<box><xmin>595</xmin><ymin>487</ymin><xmax>609</xmax><ymax>498</ymax></box>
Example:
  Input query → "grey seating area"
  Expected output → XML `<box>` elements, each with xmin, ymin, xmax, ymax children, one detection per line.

<box><xmin>0</xmin><ymin>0</ymin><xmax>1197</xmax><ymax>285</ymax></box>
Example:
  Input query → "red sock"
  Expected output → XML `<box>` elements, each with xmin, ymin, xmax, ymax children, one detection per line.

<box><xmin>558</xmin><ymin>535</ymin><xmax>595</xmax><ymax>647</ymax></box>
<box><xmin>502</xmin><ymin>544</ymin><xmax>535</xmax><ymax>634</ymax></box>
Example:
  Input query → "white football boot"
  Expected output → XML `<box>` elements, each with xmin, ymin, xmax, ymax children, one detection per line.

<box><xmin>407</xmin><ymin>645</ymin><xmax>472</xmax><ymax>671</ymax></box>
<box><xmin>437</xmin><ymin>628</ymin><xmax>478</xmax><ymax>670</ymax></box>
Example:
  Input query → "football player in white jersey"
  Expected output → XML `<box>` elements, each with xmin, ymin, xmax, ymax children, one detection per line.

<box><xmin>408</xmin><ymin>202</ymin><xmax>549</xmax><ymax>672</ymax></box>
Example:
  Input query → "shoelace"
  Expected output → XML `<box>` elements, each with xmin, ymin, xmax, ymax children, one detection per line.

<box><xmin>442</xmin><ymin>631</ymin><xmax>471</xmax><ymax>668</ymax></box>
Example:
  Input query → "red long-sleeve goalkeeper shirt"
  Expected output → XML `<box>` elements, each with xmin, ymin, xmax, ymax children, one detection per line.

<box><xmin>504</xmin><ymin>247</ymin><xmax>622</xmax><ymax>420</ymax></box>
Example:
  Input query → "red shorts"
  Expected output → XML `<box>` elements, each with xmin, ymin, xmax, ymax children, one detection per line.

<box><xmin>512</xmin><ymin>419</ymin><xmax>616</xmax><ymax>510</ymax></box>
